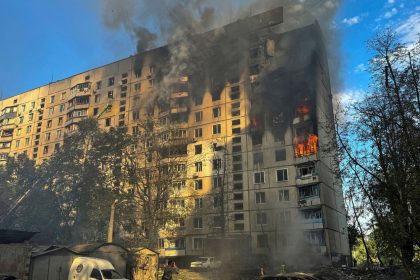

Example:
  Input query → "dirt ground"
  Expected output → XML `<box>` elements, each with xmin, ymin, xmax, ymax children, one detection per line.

<box><xmin>157</xmin><ymin>266</ymin><xmax>418</xmax><ymax>280</ymax></box>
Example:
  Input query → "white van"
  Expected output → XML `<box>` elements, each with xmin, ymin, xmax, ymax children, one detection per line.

<box><xmin>68</xmin><ymin>257</ymin><xmax>128</xmax><ymax>280</ymax></box>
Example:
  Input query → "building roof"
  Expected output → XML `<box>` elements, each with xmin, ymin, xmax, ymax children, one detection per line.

<box><xmin>70</xmin><ymin>242</ymin><xmax>128</xmax><ymax>253</ymax></box>
<box><xmin>31</xmin><ymin>246</ymin><xmax>80</xmax><ymax>258</ymax></box>
<box><xmin>0</xmin><ymin>229</ymin><xmax>38</xmax><ymax>244</ymax></box>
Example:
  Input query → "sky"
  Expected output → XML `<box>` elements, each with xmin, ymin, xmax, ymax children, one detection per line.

<box><xmin>0</xmin><ymin>0</ymin><xmax>418</xmax><ymax>100</ymax></box>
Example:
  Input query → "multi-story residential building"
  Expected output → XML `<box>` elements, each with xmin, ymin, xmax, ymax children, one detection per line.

<box><xmin>0</xmin><ymin>7</ymin><xmax>349</xmax><ymax>266</ymax></box>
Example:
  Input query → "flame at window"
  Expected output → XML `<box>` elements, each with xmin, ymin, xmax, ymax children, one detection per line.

<box><xmin>294</xmin><ymin>134</ymin><xmax>318</xmax><ymax>157</ymax></box>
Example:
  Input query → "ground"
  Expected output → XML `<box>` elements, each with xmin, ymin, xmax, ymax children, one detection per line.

<box><xmin>158</xmin><ymin>268</ymin><xmax>221</xmax><ymax>280</ymax></box>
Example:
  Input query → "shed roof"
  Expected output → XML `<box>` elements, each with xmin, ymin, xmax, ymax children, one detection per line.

<box><xmin>71</xmin><ymin>242</ymin><xmax>128</xmax><ymax>253</ymax></box>
<box><xmin>31</xmin><ymin>246</ymin><xmax>80</xmax><ymax>258</ymax></box>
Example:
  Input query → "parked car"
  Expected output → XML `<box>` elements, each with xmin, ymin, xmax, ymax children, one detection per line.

<box><xmin>190</xmin><ymin>257</ymin><xmax>222</xmax><ymax>269</ymax></box>
<box><xmin>68</xmin><ymin>257</ymin><xmax>128</xmax><ymax>280</ymax></box>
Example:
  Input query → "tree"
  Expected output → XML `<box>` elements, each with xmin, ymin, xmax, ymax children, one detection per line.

<box><xmin>124</xmin><ymin>118</ymin><xmax>194</xmax><ymax>248</ymax></box>
<box><xmin>335</xmin><ymin>30</ymin><xmax>420</xmax><ymax>276</ymax></box>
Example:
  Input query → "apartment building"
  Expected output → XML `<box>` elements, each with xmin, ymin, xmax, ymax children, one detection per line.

<box><xmin>0</xmin><ymin>8</ymin><xmax>349</xmax><ymax>266</ymax></box>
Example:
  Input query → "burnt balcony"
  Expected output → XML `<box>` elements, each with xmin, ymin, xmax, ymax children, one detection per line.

<box><xmin>70</xmin><ymin>82</ymin><xmax>92</xmax><ymax>97</ymax></box>
<box><xmin>296</xmin><ymin>162</ymin><xmax>319</xmax><ymax>185</ymax></box>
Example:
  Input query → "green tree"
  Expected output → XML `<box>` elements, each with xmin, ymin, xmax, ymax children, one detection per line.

<box><xmin>335</xmin><ymin>30</ymin><xmax>420</xmax><ymax>276</ymax></box>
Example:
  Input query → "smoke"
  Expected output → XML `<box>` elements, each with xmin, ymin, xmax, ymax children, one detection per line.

<box><xmin>101</xmin><ymin>0</ymin><xmax>342</xmax><ymax>93</ymax></box>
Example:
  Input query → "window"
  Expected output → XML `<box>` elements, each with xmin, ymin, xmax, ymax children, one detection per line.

<box><xmin>47</xmin><ymin>120</ymin><xmax>52</xmax><ymax>128</ymax></box>
<box><xmin>194</xmin><ymin>217</ymin><xmax>203</xmax><ymax>229</ymax></box>
<box><xmin>234</xmin><ymin>213</ymin><xmax>244</xmax><ymax>221</ymax></box>
<box><xmin>15</xmin><ymin>140</ymin><xmax>20</xmax><ymax>148</ymax></box>
<box><xmin>232</xmin><ymin>110</ymin><xmax>240</xmax><ymax>117</ymax></box>
<box><xmin>174</xmin><ymin>199</ymin><xmax>185</xmax><ymax>208</ymax></box>
<box><xmin>175</xmin><ymin>238</ymin><xmax>185</xmax><ymax>248</ymax></box>
<box><xmin>58</xmin><ymin>117</ymin><xmax>63</xmax><ymax>125</ymax></box>
<box><xmin>212</xmin><ymin>158</ymin><xmax>222</xmax><ymax>170</ymax></box>
<box><xmin>195</xmin><ymin>162</ymin><xmax>202</xmax><ymax>172</ymax></box>
<box><xmin>195</xmin><ymin>179</ymin><xmax>203</xmax><ymax>190</ymax></box>
<box><xmin>48</xmin><ymin>107</ymin><xmax>54</xmax><ymax>115</ymax></box>
<box><xmin>95</xmin><ymin>94</ymin><xmax>101</xmax><ymax>103</ymax></box>
<box><xmin>93</xmin><ymin>108</ymin><xmax>99</xmax><ymax>116</ymax></box>
<box><xmin>56</xmin><ymin>130</ymin><xmax>62</xmax><ymax>139</ymax></box>
<box><xmin>194</xmin><ymin>128</ymin><xmax>202</xmax><ymax>138</ymax></box>
<box><xmin>19</xmin><ymin>116</ymin><xmax>24</xmax><ymax>124</ymax></box>
<box><xmin>108</xmin><ymin>77</ymin><xmax>115</xmax><ymax>86</ymax></box>
<box><xmin>21</xmin><ymin>104</ymin><xmax>26</xmax><ymax>112</ymax></box>
<box><xmin>234</xmin><ymin>203</ymin><xmax>243</xmax><ymax>210</ymax></box>
<box><xmin>16</xmin><ymin>128</ymin><xmax>22</xmax><ymax>136</ymax></box>
<box><xmin>134</xmin><ymin>82</ymin><xmax>141</xmax><ymax>91</ymax></box>
<box><xmin>193</xmin><ymin>238</ymin><xmax>204</xmax><ymax>249</ymax></box>
<box><xmin>28</xmin><ymin>113</ymin><xmax>33</xmax><ymax>121</ymax></box>
<box><xmin>275</xmin><ymin>149</ymin><xmax>286</xmax><ymax>161</ymax></box>
<box><xmin>96</xmin><ymin>81</ymin><xmax>102</xmax><ymax>89</ymax></box>
<box><xmin>233</xmin><ymin>173</ymin><xmax>243</xmax><ymax>181</ymax></box>
<box><xmin>50</xmin><ymin>95</ymin><xmax>55</xmax><ymax>103</ymax></box>
<box><xmin>232</xmin><ymin>119</ymin><xmax>240</xmax><ymax>126</ymax></box>
<box><xmin>299</xmin><ymin>184</ymin><xmax>320</xmax><ymax>198</ymax></box>
<box><xmin>232</xmin><ymin>136</ymin><xmax>241</xmax><ymax>144</ymax></box>
<box><xmin>213</xmin><ymin>176</ymin><xmax>222</xmax><ymax>188</ymax></box>
<box><xmin>213</xmin><ymin>195</ymin><xmax>222</xmax><ymax>208</ymax></box>
<box><xmin>254</xmin><ymin>171</ymin><xmax>265</xmax><ymax>184</ymax></box>
<box><xmin>59</xmin><ymin>104</ymin><xmax>65</xmax><ymax>112</ymax></box>
<box><xmin>232</xmin><ymin>145</ymin><xmax>241</xmax><ymax>153</ymax></box>
<box><xmin>195</xmin><ymin>111</ymin><xmax>203</xmax><ymax>122</ymax></box>
<box><xmin>173</xmin><ymin>180</ymin><xmax>185</xmax><ymax>190</ymax></box>
<box><xmin>298</xmin><ymin>165</ymin><xmax>315</xmax><ymax>177</ymax></box>
<box><xmin>276</xmin><ymin>169</ymin><xmax>288</xmax><ymax>182</ymax></box>
<box><xmin>45</xmin><ymin>133</ymin><xmax>51</xmax><ymax>141</ymax></box>
<box><xmin>213</xmin><ymin>107</ymin><xmax>221</xmax><ymax>118</ymax></box>
<box><xmin>108</xmin><ymin>91</ymin><xmax>114</xmax><ymax>99</ymax></box>
<box><xmin>195</xmin><ymin>144</ymin><xmax>202</xmax><ymax>155</ymax></box>
<box><xmin>253</xmin><ymin>152</ymin><xmax>263</xmax><ymax>165</ymax></box>
<box><xmin>233</xmin><ymin>163</ymin><xmax>242</xmax><ymax>171</ymax></box>
<box><xmin>105</xmin><ymin>118</ymin><xmax>111</xmax><ymax>127</ymax></box>
<box><xmin>25</xmin><ymin>138</ymin><xmax>30</xmax><ymax>146</ymax></box>
<box><xmin>234</xmin><ymin>223</ymin><xmax>244</xmax><ymax>231</ymax></box>
<box><xmin>230</xmin><ymin>86</ymin><xmax>240</xmax><ymax>100</ymax></box>
<box><xmin>233</xmin><ymin>193</ymin><xmax>243</xmax><ymax>200</ymax></box>
<box><xmin>212</xmin><ymin>124</ymin><xmax>221</xmax><ymax>135</ymax></box>
<box><xmin>257</xmin><ymin>212</ymin><xmax>267</xmax><ymax>225</ymax></box>
<box><xmin>43</xmin><ymin>145</ymin><xmax>49</xmax><ymax>154</ymax></box>
<box><xmin>257</xmin><ymin>234</ymin><xmax>269</xmax><ymax>248</ymax></box>
<box><xmin>232</xmin><ymin>154</ymin><xmax>242</xmax><ymax>162</ymax></box>
<box><xmin>232</xmin><ymin>127</ymin><xmax>241</xmax><ymax>134</ymax></box>
<box><xmin>90</xmin><ymin>269</ymin><xmax>102</xmax><ymax>280</ymax></box>
<box><xmin>233</xmin><ymin>182</ymin><xmax>243</xmax><ymax>190</ymax></box>
<box><xmin>279</xmin><ymin>190</ymin><xmax>290</xmax><ymax>201</ymax></box>
<box><xmin>30</xmin><ymin>102</ymin><xmax>36</xmax><ymax>109</ymax></box>
<box><xmin>195</xmin><ymin>198</ymin><xmax>203</xmax><ymax>209</ymax></box>
<box><xmin>256</xmin><ymin>192</ymin><xmax>266</xmax><ymax>204</ymax></box>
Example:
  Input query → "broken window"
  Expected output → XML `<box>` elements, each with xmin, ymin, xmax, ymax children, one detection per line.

<box><xmin>195</xmin><ymin>144</ymin><xmax>202</xmax><ymax>155</ymax></box>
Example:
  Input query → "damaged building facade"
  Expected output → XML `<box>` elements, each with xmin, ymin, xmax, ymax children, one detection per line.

<box><xmin>0</xmin><ymin>8</ymin><xmax>349</xmax><ymax>266</ymax></box>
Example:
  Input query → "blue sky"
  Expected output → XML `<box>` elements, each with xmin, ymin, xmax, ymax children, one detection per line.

<box><xmin>0</xmin><ymin>0</ymin><xmax>418</xmax><ymax>100</ymax></box>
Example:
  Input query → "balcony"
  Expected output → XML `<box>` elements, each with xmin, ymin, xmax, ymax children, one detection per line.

<box><xmin>65</xmin><ymin>115</ymin><xmax>87</xmax><ymax>127</ymax></box>
<box><xmin>298</xmin><ymin>196</ymin><xmax>321</xmax><ymax>208</ymax></box>
<box><xmin>296</xmin><ymin>175</ymin><xmax>319</xmax><ymax>186</ymax></box>
<box><xmin>70</xmin><ymin>82</ymin><xmax>92</xmax><ymax>97</ymax></box>
<box><xmin>301</xmin><ymin>218</ymin><xmax>324</xmax><ymax>230</ymax></box>
<box><xmin>0</xmin><ymin>112</ymin><xmax>17</xmax><ymax>121</ymax></box>
<box><xmin>170</xmin><ymin>91</ymin><xmax>189</xmax><ymax>99</ymax></box>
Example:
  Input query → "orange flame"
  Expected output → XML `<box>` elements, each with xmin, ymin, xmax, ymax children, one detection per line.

<box><xmin>294</xmin><ymin>134</ymin><xmax>318</xmax><ymax>157</ymax></box>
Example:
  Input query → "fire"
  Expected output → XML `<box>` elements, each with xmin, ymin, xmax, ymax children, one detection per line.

<box><xmin>294</xmin><ymin>134</ymin><xmax>318</xmax><ymax>157</ymax></box>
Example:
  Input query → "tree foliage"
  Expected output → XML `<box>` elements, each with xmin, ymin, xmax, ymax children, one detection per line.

<box><xmin>337</xmin><ymin>30</ymin><xmax>420</xmax><ymax>275</ymax></box>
